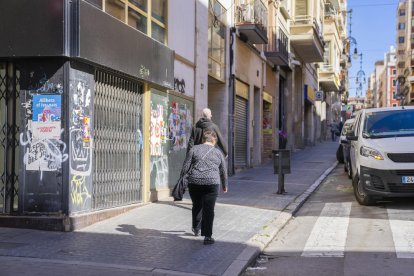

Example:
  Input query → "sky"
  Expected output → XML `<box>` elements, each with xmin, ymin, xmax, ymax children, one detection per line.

<box><xmin>347</xmin><ymin>0</ymin><xmax>399</xmax><ymax>97</ymax></box>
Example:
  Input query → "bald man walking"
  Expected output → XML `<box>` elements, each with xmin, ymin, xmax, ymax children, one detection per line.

<box><xmin>187</xmin><ymin>108</ymin><xmax>228</xmax><ymax>157</ymax></box>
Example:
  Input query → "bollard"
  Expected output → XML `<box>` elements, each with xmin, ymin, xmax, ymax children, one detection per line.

<box><xmin>272</xmin><ymin>149</ymin><xmax>291</xmax><ymax>195</ymax></box>
<box><xmin>277</xmin><ymin>152</ymin><xmax>285</xmax><ymax>194</ymax></box>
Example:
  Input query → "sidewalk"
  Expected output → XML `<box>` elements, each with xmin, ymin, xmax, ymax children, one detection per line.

<box><xmin>0</xmin><ymin>142</ymin><xmax>338</xmax><ymax>276</ymax></box>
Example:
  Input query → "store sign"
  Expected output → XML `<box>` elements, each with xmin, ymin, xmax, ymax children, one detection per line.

<box><xmin>304</xmin><ymin>85</ymin><xmax>315</xmax><ymax>104</ymax></box>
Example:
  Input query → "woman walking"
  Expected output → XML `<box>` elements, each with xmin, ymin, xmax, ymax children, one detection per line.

<box><xmin>180</xmin><ymin>130</ymin><xmax>228</xmax><ymax>245</ymax></box>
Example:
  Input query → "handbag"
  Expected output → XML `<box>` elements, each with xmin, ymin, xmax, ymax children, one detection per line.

<box><xmin>172</xmin><ymin>174</ymin><xmax>188</xmax><ymax>201</ymax></box>
<box><xmin>172</xmin><ymin>147</ymin><xmax>214</xmax><ymax>201</ymax></box>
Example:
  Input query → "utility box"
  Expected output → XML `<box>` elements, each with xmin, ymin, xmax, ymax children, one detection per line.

<box><xmin>272</xmin><ymin>149</ymin><xmax>291</xmax><ymax>174</ymax></box>
<box><xmin>272</xmin><ymin>149</ymin><xmax>291</xmax><ymax>194</ymax></box>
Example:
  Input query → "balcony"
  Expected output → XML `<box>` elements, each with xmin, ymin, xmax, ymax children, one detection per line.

<box><xmin>319</xmin><ymin>64</ymin><xmax>340</xmax><ymax>92</ymax></box>
<box><xmin>264</xmin><ymin>27</ymin><xmax>289</xmax><ymax>67</ymax></box>
<box><xmin>290</xmin><ymin>15</ymin><xmax>324</xmax><ymax>62</ymax></box>
<box><xmin>235</xmin><ymin>0</ymin><xmax>268</xmax><ymax>44</ymax></box>
<box><xmin>397</xmin><ymin>57</ymin><xmax>406</xmax><ymax>68</ymax></box>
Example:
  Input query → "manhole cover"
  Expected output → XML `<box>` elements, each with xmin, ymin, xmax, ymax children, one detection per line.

<box><xmin>0</xmin><ymin>242</ymin><xmax>27</xmax><ymax>249</ymax></box>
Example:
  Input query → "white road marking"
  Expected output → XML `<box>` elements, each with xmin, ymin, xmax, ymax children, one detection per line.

<box><xmin>302</xmin><ymin>202</ymin><xmax>352</xmax><ymax>257</ymax></box>
<box><xmin>388</xmin><ymin>208</ymin><xmax>414</xmax><ymax>258</ymax></box>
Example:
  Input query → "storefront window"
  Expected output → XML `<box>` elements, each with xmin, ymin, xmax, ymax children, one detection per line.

<box><xmin>105</xmin><ymin>0</ymin><xmax>126</xmax><ymax>22</ymax></box>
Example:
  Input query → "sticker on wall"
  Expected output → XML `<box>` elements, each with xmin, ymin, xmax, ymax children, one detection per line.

<box><xmin>31</xmin><ymin>121</ymin><xmax>61</xmax><ymax>140</ymax></box>
<box><xmin>82</xmin><ymin>116</ymin><xmax>91</xmax><ymax>148</ymax></box>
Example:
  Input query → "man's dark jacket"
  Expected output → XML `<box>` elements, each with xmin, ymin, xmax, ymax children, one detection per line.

<box><xmin>187</xmin><ymin>118</ymin><xmax>228</xmax><ymax>156</ymax></box>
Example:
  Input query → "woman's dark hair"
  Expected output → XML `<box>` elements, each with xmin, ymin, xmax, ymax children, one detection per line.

<box><xmin>202</xmin><ymin>130</ymin><xmax>217</xmax><ymax>144</ymax></box>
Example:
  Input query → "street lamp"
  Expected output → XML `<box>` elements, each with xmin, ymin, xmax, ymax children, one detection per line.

<box><xmin>344</xmin><ymin>9</ymin><xmax>359</xmax><ymax>67</ymax></box>
<box><xmin>355</xmin><ymin>53</ymin><xmax>366</xmax><ymax>98</ymax></box>
<box><xmin>353</xmin><ymin>47</ymin><xmax>358</xmax><ymax>60</ymax></box>
<box><xmin>356</xmin><ymin>53</ymin><xmax>366</xmax><ymax>84</ymax></box>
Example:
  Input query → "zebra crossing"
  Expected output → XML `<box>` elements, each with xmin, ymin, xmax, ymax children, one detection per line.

<box><xmin>267</xmin><ymin>201</ymin><xmax>414</xmax><ymax>259</ymax></box>
<box><xmin>302</xmin><ymin>202</ymin><xmax>352</xmax><ymax>258</ymax></box>
<box><xmin>388</xmin><ymin>208</ymin><xmax>414</xmax><ymax>259</ymax></box>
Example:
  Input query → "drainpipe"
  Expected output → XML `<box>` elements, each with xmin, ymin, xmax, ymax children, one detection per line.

<box><xmin>228</xmin><ymin>26</ymin><xmax>236</xmax><ymax>176</ymax></box>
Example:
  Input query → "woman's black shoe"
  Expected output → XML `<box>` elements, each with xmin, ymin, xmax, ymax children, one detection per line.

<box><xmin>204</xmin><ymin>237</ymin><xmax>215</xmax><ymax>245</ymax></box>
<box><xmin>192</xmin><ymin>228</ymin><xmax>200</xmax><ymax>236</ymax></box>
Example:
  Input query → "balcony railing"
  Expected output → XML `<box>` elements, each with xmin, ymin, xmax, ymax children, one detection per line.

<box><xmin>325</xmin><ymin>5</ymin><xmax>337</xmax><ymax>18</ymax></box>
<box><xmin>264</xmin><ymin>27</ymin><xmax>289</xmax><ymax>66</ymax></box>
<box><xmin>235</xmin><ymin>0</ymin><xmax>268</xmax><ymax>31</ymax></box>
<box><xmin>280</xmin><ymin>0</ymin><xmax>291</xmax><ymax>18</ymax></box>
<box><xmin>291</xmin><ymin>15</ymin><xmax>323</xmax><ymax>41</ymax></box>
<box><xmin>320</xmin><ymin>64</ymin><xmax>334</xmax><ymax>72</ymax></box>
<box><xmin>235</xmin><ymin>0</ymin><xmax>268</xmax><ymax>44</ymax></box>
<box><xmin>319</xmin><ymin>63</ymin><xmax>341</xmax><ymax>92</ymax></box>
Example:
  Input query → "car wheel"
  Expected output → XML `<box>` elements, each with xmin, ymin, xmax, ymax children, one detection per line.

<box><xmin>346</xmin><ymin>159</ymin><xmax>352</xmax><ymax>179</ymax></box>
<box><xmin>353</xmin><ymin>174</ymin><xmax>375</xmax><ymax>206</ymax></box>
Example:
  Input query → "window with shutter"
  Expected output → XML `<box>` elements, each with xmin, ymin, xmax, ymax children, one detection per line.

<box><xmin>295</xmin><ymin>0</ymin><xmax>307</xmax><ymax>16</ymax></box>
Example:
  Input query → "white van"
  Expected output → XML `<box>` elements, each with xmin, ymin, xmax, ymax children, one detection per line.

<box><xmin>348</xmin><ymin>106</ymin><xmax>414</xmax><ymax>205</ymax></box>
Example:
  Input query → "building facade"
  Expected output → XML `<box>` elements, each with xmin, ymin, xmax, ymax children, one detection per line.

<box><xmin>396</xmin><ymin>0</ymin><xmax>414</xmax><ymax>105</ymax></box>
<box><xmin>0</xmin><ymin>0</ymin><xmax>203</xmax><ymax>230</ymax></box>
<box><xmin>318</xmin><ymin>0</ymin><xmax>347</xmax><ymax>139</ymax></box>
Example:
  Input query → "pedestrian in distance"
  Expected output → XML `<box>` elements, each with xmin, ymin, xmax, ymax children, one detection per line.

<box><xmin>339</xmin><ymin>120</ymin><xmax>344</xmax><ymax>134</ymax></box>
<box><xmin>330</xmin><ymin>120</ymin><xmax>339</xmax><ymax>142</ymax></box>
<box><xmin>187</xmin><ymin>108</ymin><xmax>228</xmax><ymax>157</ymax></box>
<box><xmin>180</xmin><ymin>130</ymin><xmax>228</xmax><ymax>245</ymax></box>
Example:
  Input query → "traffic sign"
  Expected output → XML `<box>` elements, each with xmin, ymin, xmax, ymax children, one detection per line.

<box><xmin>315</xmin><ymin>91</ymin><xmax>324</xmax><ymax>101</ymax></box>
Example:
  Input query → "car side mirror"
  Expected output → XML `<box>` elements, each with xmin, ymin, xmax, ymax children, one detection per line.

<box><xmin>346</xmin><ymin>131</ymin><xmax>358</xmax><ymax>141</ymax></box>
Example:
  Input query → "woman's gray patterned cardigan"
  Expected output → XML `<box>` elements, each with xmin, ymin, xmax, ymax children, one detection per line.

<box><xmin>181</xmin><ymin>144</ymin><xmax>228</xmax><ymax>190</ymax></box>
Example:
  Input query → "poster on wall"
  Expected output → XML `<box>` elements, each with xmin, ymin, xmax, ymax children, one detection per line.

<box><xmin>150</xmin><ymin>90</ymin><xmax>194</xmax><ymax>190</ymax></box>
<box><xmin>168</xmin><ymin>101</ymin><xmax>193</xmax><ymax>152</ymax></box>
<box><xmin>150</xmin><ymin>103</ymin><xmax>167</xmax><ymax>156</ymax></box>
<box><xmin>31</xmin><ymin>95</ymin><xmax>61</xmax><ymax>139</ymax></box>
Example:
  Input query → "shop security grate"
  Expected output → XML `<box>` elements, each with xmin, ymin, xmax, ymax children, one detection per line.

<box><xmin>0</xmin><ymin>61</ymin><xmax>19</xmax><ymax>214</ymax></box>
<box><xmin>93</xmin><ymin>70</ymin><xmax>143</xmax><ymax>209</ymax></box>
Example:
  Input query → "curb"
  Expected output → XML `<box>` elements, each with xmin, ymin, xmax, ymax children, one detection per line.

<box><xmin>222</xmin><ymin>161</ymin><xmax>339</xmax><ymax>276</ymax></box>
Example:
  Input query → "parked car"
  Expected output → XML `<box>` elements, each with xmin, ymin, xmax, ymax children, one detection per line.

<box><xmin>347</xmin><ymin>106</ymin><xmax>414</xmax><ymax>205</ymax></box>
<box><xmin>339</xmin><ymin>118</ymin><xmax>355</xmax><ymax>179</ymax></box>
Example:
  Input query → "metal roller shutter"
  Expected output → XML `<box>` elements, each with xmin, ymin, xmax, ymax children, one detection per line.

<box><xmin>93</xmin><ymin>70</ymin><xmax>143</xmax><ymax>209</ymax></box>
<box><xmin>235</xmin><ymin>96</ymin><xmax>248</xmax><ymax>168</ymax></box>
